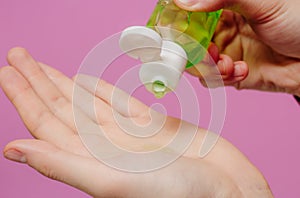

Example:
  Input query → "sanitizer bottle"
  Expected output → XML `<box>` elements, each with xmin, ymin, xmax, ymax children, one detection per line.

<box><xmin>119</xmin><ymin>0</ymin><xmax>222</xmax><ymax>98</ymax></box>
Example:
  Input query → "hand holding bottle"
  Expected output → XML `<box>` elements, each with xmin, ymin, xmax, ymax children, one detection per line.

<box><xmin>175</xmin><ymin>0</ymin><xmax>300</xmax><ymax>96</ymax></box>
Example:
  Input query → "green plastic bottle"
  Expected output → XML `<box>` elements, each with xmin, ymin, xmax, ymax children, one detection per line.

<box><xmin>147</xmin><ymin>0</ymin><xmax>222</xmax><ymax>67</ymax></box>
<box><xmin>119</xmin><ymin>0</ymin><xmax>222</xmax><ymax>98</ymax></box>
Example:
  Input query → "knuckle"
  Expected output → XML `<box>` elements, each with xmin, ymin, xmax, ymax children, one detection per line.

<box><xmin>50</xmin><ymin>95</ymin><xmax>70</xmax><ymax>117</ymax></box>
<box><xmin>31</xmin><ymin>109</ymin><xmax>52</xmax><ymax>135</ymax></box>
<box><xmin>39</xmin><ymin>161</ymin><xmax>61</xmax><ymax>181</ymax></box>
<box><xmin>11</xmin><ymin>83</ymin><xmax>32</xmax><ymax>104</ymax></box>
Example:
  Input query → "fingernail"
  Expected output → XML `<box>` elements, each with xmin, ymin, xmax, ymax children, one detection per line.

<box><xmin>178</xmin><ymin>0</ymin><xmax>198</xmax><ymax>5</ymax></box>
<box><xmin>4</xmin><ymin>149</ymin><xmax>26</xmax><ymax>163</ymax></box>
<box><xmin>234</xmin><ymin>63</ymin><xmax>245</xmax><ymax>77</ymax></box>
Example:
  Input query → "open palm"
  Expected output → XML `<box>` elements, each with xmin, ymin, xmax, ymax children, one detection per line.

<box><xmin>1</xmin><ymin>48</ymin><xmax>272</xmax><ymax>197</ymax></box>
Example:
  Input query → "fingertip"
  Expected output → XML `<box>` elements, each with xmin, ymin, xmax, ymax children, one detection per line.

<box><xmin>4</xmin><ymin>139</ymin><xmax>59</xmax><ymax>155</ymax></box>
<box><xmin>173</xmin><ymin>0</ymin><xmax>199</xmax><ymax>11</ymax></box>
<box><xmin>216</xmin><ymin>56</ymin><xmax>249</xmax><ymax>81</ymax></box>
<box><xmin>7</xmin><ymin>47</ymin><xmax>29</xmax><ymax>65</ymax></box>
<box><xmin>233</xmin><ymin>61</ymin><xmax>248</xmax><ymax>78</ymax></box>
<box><xmin>3</xmin><ymin>148</ymin><xmax>27</xmax><ymax>163</ymax></box>
<box><xmin>3</xmin><ymin>139</ymin><xmax>45</xmax><ymax>164</ymax></box>
<box><xmin>222</xmin><ymin>61</ymin><xmax>248</xmax><ymax>86</ymax></box>
<box><xmin>174</xmin><ymin>0</ymin><xmax>225</xmax><ymax>12</ymax></box>
<box><xmin>208</xmin><ymin>43</ymin><xmax>220</xmax><ymax>63</ymax></box>
<box><xmin>217</xmin><ymin>54</ymin><xmax>234</xmax><ymax>78</ymax></box>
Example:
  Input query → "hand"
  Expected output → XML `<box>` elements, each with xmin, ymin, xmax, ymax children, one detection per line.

<box><xmin>1</xmin><ymin>48</ymin><xmax>272</xmax><ymax>197</ymax></box>
<box><xmin>175</xmin><ymin>0</ymin><xmax>300</xmax><ymax>96</ymax></box>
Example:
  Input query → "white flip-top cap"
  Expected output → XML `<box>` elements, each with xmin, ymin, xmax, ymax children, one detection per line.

<box><xmin>139</xmin><ymin>40</ymin><xmax>187</xmax><ymax>96</ymax></box>
<box><xmin>120</xmin><ymin>26</ymin><xmax>188</xmax><ymax>98</ymax></box>
<box><xmin>119</xmin><ymin>26</ymin><xmax>163</xmax><ymax>63</ymax></box>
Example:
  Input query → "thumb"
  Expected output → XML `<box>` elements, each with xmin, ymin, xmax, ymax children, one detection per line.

<box><xmin>3</xmin><ymin>139</ymin><xmax>124</xmax><ymax>197</ymax></box>
<box><xmin>173</xmin><ymin>0</ymin><xmax>227</xmax><ymax>12</ymax></box>
<box><xmin>173</xmin><ymin>0</ymin><xmax>280</xmax><ymax>21</ymax></box>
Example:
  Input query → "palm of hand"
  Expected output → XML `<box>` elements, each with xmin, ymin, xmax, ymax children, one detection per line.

<box><xmin>1</xmin><ymin>48</ymin><xmax>272</xmax><ymax>197</ymax></box>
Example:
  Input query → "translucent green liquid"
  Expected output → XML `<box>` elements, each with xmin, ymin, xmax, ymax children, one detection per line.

<box><xmin>152</xmin><ymin>80</ymin><xmax>167</xmax><ymax>98</ymax></box>
<box><xmin>147</xmin><ymin>0</ymin><xmax>222</xmax><ymax>67</ymax></box>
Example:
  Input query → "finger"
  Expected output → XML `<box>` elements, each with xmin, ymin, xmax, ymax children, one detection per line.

<box><xmin>217</xmin><ymin>55</ymin><xmax>248</xmax><ymax>81</ymax></box>
<box><xmin>173</xmin><ymin>0</ymin><xmax>276</xmax><ymax>22</ymax></box>
<box><xmin>38</xmin><ymin>63</ymin><xmax>161</xmax><ymax>148</ymax></box>
<box><xmin>173</xmin><ymin>0</ymin><xmax>227</xmax><ymax>12</ymax></box>
<box><xmin>74</xmin><ymin>74</ymin><xmax>150</xmax><ymax>118</ymax></box>
<box><xmin>194</xmin><ymin>58</ymin><xmax>248</xmax><ymax>88</ymax></box>
<box><xmin>6</xmin><ymin>47</ymin><xmax>78</xmax><ymax>131</ymax></box>
<box><xmin>185</xmin><ymin>43</ymin><xmax>221</xmax><ymax>77</ymax></box>
<box><xmin>222</xmin><ymin>61</ymin><xmax>248</xmax><ymax>85</ymax></box>
<box><xmin>216</xmin><ymin>54</ymin><xmax>234</xmax><ymax>79</ymax></box>
<box><xmin>207</xmin><ymin>42</ymin><xmax>220</xmax><ymax>64</ymax></box>
<box><xmin>0</xmin><ymin>66</ymin><xmax>76</xmax><ymax>147</ymax></box>
<box><xmin>39</xmin><ymin>62</ymin><xmax>117</xmax><ymax>125</ymax></box>
<box><xmin>3</xmin><ymin>139</ymin><xmax>125</xmax><ymax>197</ymax></box>
<box><xmin>187</xmin><ymin>54</ymin><xmax>234</xmax><ymax>79</ymax></box>
<box><xmin>0</xmin><ymin>67</ymin><xmax>88</xmax><ymax>155</ymax></box>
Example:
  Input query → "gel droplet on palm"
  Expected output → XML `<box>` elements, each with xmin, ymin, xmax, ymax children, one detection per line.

<box><xmin>152</xmin><ymin>80</ymin><xmax>167</xmax><ymax>98</ymax></box>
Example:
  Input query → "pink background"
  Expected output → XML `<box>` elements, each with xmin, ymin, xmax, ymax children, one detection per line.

<box><xmin>0</xmin><ymin>0</ymin><xmax>299</xmax><ymax>197</ymax></box>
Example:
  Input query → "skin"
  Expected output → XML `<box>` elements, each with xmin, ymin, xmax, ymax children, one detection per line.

<box><xmin>0</xmin><ymin>48</ymin><xmax>273</xmax><ymax>197</ymax></box>
<box><xmin>174</xmin><ymin>0</ymin><xmax>300</xmax><ymax>96</ymax></box>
